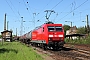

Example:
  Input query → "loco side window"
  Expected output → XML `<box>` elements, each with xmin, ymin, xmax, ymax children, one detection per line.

<box><xmin>43</xmin><ymin>27</ymin><xmax>44</xmax><ymax>32</ymax></box>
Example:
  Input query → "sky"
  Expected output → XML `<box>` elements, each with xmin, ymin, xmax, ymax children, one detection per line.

<box><xmin>0</xmin><ymin>0</ymin><xmax>90</xmax><ymax>35</ymax></box>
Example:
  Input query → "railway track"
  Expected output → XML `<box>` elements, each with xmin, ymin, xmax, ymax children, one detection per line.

<box><xmin>74</xmin><ymin>48</ymin><xmax>90</xmax><ymax>55</ymax></box>
<box><xmin>32</xmin><ymin>45</ymin><xmax>90</xmax><ymax>60</ymax></box>
<box><xmin>56</xmin><ymin>48</ymin><xmax>90</xmax><ymax>60</ymax></box>
<box><xmin>71</xmin><ymin>48</ymin><xmax>90</xmax><ymax>60</ymax></box>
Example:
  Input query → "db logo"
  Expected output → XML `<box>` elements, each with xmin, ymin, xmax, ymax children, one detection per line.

<box><xmin>55</xmin><ymin>35</ymin><xmax>57</xmax><ymax>37</ymax></box>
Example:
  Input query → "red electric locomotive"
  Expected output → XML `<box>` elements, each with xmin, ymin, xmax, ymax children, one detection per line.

<box><xmin>30</xmin><ymin>22</ymin><xmax>65</xmax><ymax>50</ymax></box>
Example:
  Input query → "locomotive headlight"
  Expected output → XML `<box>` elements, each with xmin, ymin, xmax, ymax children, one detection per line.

<box><xmin>49</xmin><ymin>35</ymin><xmax>53</xmax><ymax>37</ymax></box>
<box><xmin>58</xmin><ymin>35</ymin><xmax>63</xmax><ymax>37</ymax></box>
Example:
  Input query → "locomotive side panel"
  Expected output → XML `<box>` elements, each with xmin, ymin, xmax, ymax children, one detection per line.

<box><xmin>31</xmin><ymin>25</ymin><xmax>47</xmax><ymax>44</ymax></box>
<box><xmin>32</xmin><ymin>31</ymin><xmax>38</xmax><ymax>40</ymax></box>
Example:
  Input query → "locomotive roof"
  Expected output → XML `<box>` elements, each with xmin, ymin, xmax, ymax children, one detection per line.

<box><xmin>44</xmin><ymin>21</ymin><xmax>54</xmax><ymax>24</ymax></box>
<box><xmin>33</xmin><ymin>21</ymin><xmax>62</xmax><ymax>31</ymax></box>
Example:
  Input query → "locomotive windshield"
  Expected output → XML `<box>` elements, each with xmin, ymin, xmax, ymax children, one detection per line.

<box><xmin>48</xmin><ymin>26</ymin><xmax>62</xmax><ymax>32</ymax></box>
<box><xmin>48</xmin><ymin>26</ymin><xmax>55</xmax><ymax>31</ymax></box>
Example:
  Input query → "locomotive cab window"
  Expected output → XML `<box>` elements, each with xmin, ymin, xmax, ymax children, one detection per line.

<box><xmin>55</xmin><ymin>26</ymin><xmax>62</xmax><ymax>31</ymax></box>
<box><xmin>48</xmin><ymin>26</ymin><xmax>62</xmax><ymax>32</ymax></box>
<box><xmin>48</xmin><ymin>26</ymin><xmax>55</xmax><ymax>31</ymax></box>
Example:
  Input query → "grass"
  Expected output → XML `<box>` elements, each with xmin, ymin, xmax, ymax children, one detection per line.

<box><xmin>0</xmin><ymin>42</ymin><xmax>43</xmax><ymax>60</ymax></box>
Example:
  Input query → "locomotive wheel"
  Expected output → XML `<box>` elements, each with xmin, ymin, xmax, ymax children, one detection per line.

<box><xmin>43</xmin><ymin>45</ymin><xmax>47</xmax><ymax>50</ymax></box>
<box><xmin>41</xmin><ymin>44</ymin><xmax>47</xmax><ymax>50</ymax></box>
<box><xmin>53</xmin><ymin>46</ymin><xmax>59</xmax><ymax>50</ymax></box>
<box><xmin>35</xmin><ymin>43</ymin><xmax>38</xmax><ymax>47</ymax></box>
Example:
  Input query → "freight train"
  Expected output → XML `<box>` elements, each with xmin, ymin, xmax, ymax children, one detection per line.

<box><xmin>20</xmin><ymin>21</ymin><xmax>65</xmax><ymax>50</ymax></box>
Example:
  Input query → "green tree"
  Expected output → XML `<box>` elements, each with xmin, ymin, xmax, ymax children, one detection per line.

<box><xmin>77</xmin><ymin>27</ymin><xmax>87</xmax><ymax>34</ymax></box>
<box><xmin>0</xmin><ymin>35</ymin><xmax>2</xmax><ymax>38</ymax></box>
<box><xmin>63</xmin><ymin>25</ymin><xmax>70</xmax><ymax>36</ymax></box>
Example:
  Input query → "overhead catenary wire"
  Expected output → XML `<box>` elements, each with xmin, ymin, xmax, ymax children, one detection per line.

<box><xmin>24</xmin><ymin>0</ymin><xmax>63</xmax><ymax>22</ymax></box>
<box><xmin>22</xmin><ymin>0</ymin><xmax>33</xmax><ymax>20</ymax></box>
<box><xmin>15</xmin><ymin>0</ymin><xmax>21</xmax><ymax>17</ymax></box>
<box><xmin>37</xmin><ymin>0</ymin><xmax>52</xmax><ymax>16</ymax></box>
<box><xmin>34</xmin><ymin>0</ymin><xmax>53</xmax><ymax>22</ymax></box>
<box><xmin>71</xmin><ymin>1</ymin><xmax>76</xmax><ymax>16</ymax></box>
<box><xmin>51</xmin><ymin>0</ymin><xmax>63</xmax><ymax>10</ymax></box>
<box><xmin>45</xmin><ymin>0</ymin><xmax>63</xmax><ymax>22</ymax></box>
<box><xmin>55</xmin><ymin>1</ymin><xmax>85</xmax><ymax>20</ymax></box>
<box><xmin>9</xmin><ymin>0</ymin><xmax>21</xmax><ymax>18</ymax></box>
<box><xmin>53</xmin><ymin>13</ymin><xmax>58</xmax><ymax>22</ymax></box>
<box><xmin>39</xmin><ymin>0</ymin><xmax>64</xmax><ymax>22</ymax></box>
<box><xmin>5</xmin><ymin>0</ymin><xmax>19</xmax><ymax>19</ymax></box>
<box><xmin>45</xmin><ymin>0</ymin><xmax>63</xmax><ymax>21</ymax></box>
<box><xmin>53</xmin><ymin>3</ymin><xmax>72</xmax><ymax>22</ymax></box>
<box><xmin>56</xmin><ymin>0</ymin><xmax>88</xmax><ymax>23</ymax></box>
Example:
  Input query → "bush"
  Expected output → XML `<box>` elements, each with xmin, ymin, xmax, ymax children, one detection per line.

<box><xmin>65</xmin><ymin>36</ymin><xmax>90</xmax><ymax>44</ymax></box>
